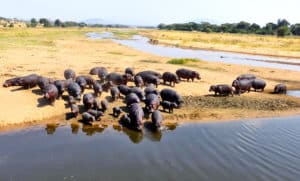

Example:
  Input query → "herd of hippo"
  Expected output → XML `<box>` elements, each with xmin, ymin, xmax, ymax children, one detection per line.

<box><xmin>3</xmin><ymin>67</ymin><xmax>287</xmax><ymax>132</ymax></box>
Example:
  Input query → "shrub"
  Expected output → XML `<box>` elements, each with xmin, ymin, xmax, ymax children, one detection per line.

<box><xmin>167</xmin><ymin>58</ymin><xmax>198</xmax><ymax>64</ymax></box>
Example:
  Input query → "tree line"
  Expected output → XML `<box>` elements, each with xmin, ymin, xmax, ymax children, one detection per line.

<box><xmin>158</xmin><ymin>19</ymin><xmax>300</xmax><ymax>37</ymax></box>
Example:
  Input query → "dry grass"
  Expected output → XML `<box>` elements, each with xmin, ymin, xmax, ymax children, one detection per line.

<box><xmin>139</xmin><ymin>29</ymin><xmax>300</xmax><ymax>58</ymax></box>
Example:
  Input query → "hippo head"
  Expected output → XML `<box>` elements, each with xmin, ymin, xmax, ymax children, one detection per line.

<box><xmin>209</xmin><ymin>85</ymin><xmax>217</xmax><ymax>92</ymax></box>
<box><xmin>3</xmin><ymin>82</ymin><xmax>9</xmax><ymax>87</ymax></box>
<box><xmin>124</xmin><ymin>74</ymin><xmax>134</xmax><ymax>82</ymax></box>
<box><xmin>191</xmin><ymin>71</ymin><xmax>200</xmax><ymax>80</ymax></box>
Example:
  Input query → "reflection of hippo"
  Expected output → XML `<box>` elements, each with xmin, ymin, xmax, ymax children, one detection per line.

<box><xmin>236</xmin><ymin>74</ymin><xmax>256</xmax><ymax>81</ymax></box>
<box><xmin>87</xmin><ymin>109</ymin><xmax>104</xmax><ymax>120</ymax></box>
<box><xmin>71</xmin><ymin>104</ymin><xmax>79</xmax><ymax>117</ymax></box>
<box><xmin>125</xmin><ymin>67</ymin><xmax>134</xmax><ymax>76</ymax></box>
<box><xmin>83</xmin><ymin>93</ymin><xmax>95</xmax><ymax>109</ymax></box>
<box><xmin>44</xmin><ymin>84</ymin><xmax>58</xmax><ymax>105</ymax></box>
<box><xmin>209</xmin><ymin>84</ymin><xmax>233</xmax><ymax>96</ymax></box>
<box><xmin>161</xmin><ymin>101</ymin><xmax>177</xmax><ymax>113</ymax></box>
<box><xmin>251</xmin><ymin>79</ymin><xmax>266</xmax><ymax>92</ymax></box>
<box><xmin>274</xmin><ymin>84</ymin><xmax>287</xmax><ymax>94</ymax></box>
<box><xmin>160</xmin><ymin>89</ymin><xmax>183</xmax><ymax>107</ymax></box>
<box><xmin>64</xmin><ymin>69</ymin><xmax>76</xmax><ymax>80</ymax></box>
<box><xmin>111</xmin><ymin>87</ymin><xmax>120</xmax><ymax>101</ymax></box>
<box><xmin>145</xmin><ymin>93</ymin><xmax>160</xmax><ymax>113</ymax></box>
<box><xmin>134</xmin><ymin>75</ymin><xmax>144</xmax><ymax>88</ymax></box>
<box><xmin>82</xmin><ymin>112</ymin><xmax>96</xmax><ymax>123</ymax></box>
<box><xmin>113</xmin><ymin>107</ymin><xmax>122</xmax><ymax>117</ymax></box>
<box><xmin>67</xmin><ymin>82</ymin><xmax>82</xmax><ymax>100</ymax></box>
<box><xmin>144</xmin><ymin>84</ymin><xmax>160</xmax><ymax>96</ymax></box>
<box><xmin>232</xmin><ymin>79</ymin><xmax>252</xmax><ymax>95</ymax></box>
<box><xmin>101</xmin><ymin>99</ymin><xmax>108</xmax><ymax>112</ymax></box>
<box><xmin>97</xmin><ymin>67</ymin><xmax>108</xmax><ymax>82</ymax></box>
<box><xmin>125</xmin><ymin>93</ymin><xmax>140</xmax><ymax>107</ymax></box>
<box><xmin>162</xmin><ymin>72</ymin><xmax>180</xmax><ymax>87</ymax></box>
<box><xmin>93</xmin><ymin>82</ymin><xmax>103</xmax><ymax>97</ymax></box>
<box><xmin>128</xmin><ymin>103</ymin><xmax>144</xmax><ymax>131</ymax></box>
<box><xmin>176</xmin><ymin>68</ymin><xmax>200</xmax><ymax>82</ymax></box>
<box><xmin>151</xmin><ymin>110</ymin><xmax>163</xmax><ymax>131</ymax></box>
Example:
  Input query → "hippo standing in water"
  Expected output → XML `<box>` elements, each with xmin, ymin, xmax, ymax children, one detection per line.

<box><xmin>113</xmin><ymin>107</ymin><xmax>122</xmax><ymax>117</ymax></box>
<box><xmin>274</xmin><ymin>84</ymin><xmax>287</xmax><ymax>94</ymax></box>
<box><xmin>67</xmin><ymin>82</ymin><xmax>82</xmax><ymax>100</ymax></box>
<box><xmin>134</xmin><ymin>75</ymin><xmax>144</xmax><ymax>88</ymax></box>
<box><xmin>128</xmin><ymin>103</ymin><xmax>144</xmax><ymax>131</ymax></box>
<box><xmin>97</xmin><ymin>68</ymin><xmax>108</xmax><ymax>83</ymax></box>
<box><xmin>209</xmin><ymin>84</ymin><xmax>233</xmax><ymax>96</ymax></box>
<box><xmin>251</xmin><ymin>79</ymin><xmax>266</xmax><ymax>92</ymax></box>
<box><xmin>236</xmin><ymin>74</ymin><xmax>256</xmax><ymax>81</ymax></box>
<box><xmin>125</xmin><ymin>67</ymin><xmax>134</xmax><ymax>76</ymax></box>
<box><xmin>93</xmin><ymin>82</ymin><xmax>103</xmax><ymax>97</ymax></box>
<box><xmin>83</xmin><ymin>93</ymin><xmax>95</xmax><ymax>109</ymax></box>
<box><xmin>162</xmin><ymin>72</ymin><xmax>180</xmax><ymax>87</ymax></box>
<box><xmin>176</xmin><ymin>68</ymin><xmax>200</xmax><ymax>82</ymax></box>
<box><xmin>110</xmin><ymin>87</ymin><xmax>120</xmax><ymax>101</ymax></box>
<box><xmin>151</xmin><ymin>110</ymin><xmax>163</xmax><ymax>131</ymax></box>
<box><xmin>145</xmin><ymin>93</ymin><xmax>160</xmax><ymax>113</ymax></box>
<box><xmin>160</xmin><ymin>89</ymin><xmax>183</xmax><ymax>108</ymax></box>
<box><xmin>64</xmin><ymin>69</ymin><xmax>76</xmax><ymax>80</ymax></box>
<box><xmin>232</xmin><ymin>79</ymin><xmax>252</xmax><ymax>95</ymax></box>
<box><xmin>105</xmin><ymin>73</ymin><xmax>131</xmax><ymax>85</ymax></box>
<box><xmin>161</xmin><ymin>101</ymin><xmax>177</xmax><ymax>113</ymax></box>
<box><xmin>125</xmin><ymin>93</ymin><xmax>140</xmax><ymax>107</ymax></box>
<box><xmin>43</xmin><ymin>84</ymin><xmax>58</xmax><ymax>105</ymax></box>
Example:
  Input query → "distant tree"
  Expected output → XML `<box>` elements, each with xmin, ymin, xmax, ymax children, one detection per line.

<box><xmin>291</xmin><ymin>24</ymin><xmax>300</xmax><ymax>35</ymax></box>
<box><xmin>78</xmin><ymin>22</ymin><xmax>87</xmax><ymax>27</ymax></box>
<box><xmin>158</xmin><ymin>23</ymin><xmax>166</xmax><ymax>29</ymax></box>
<box><xmin>277</xmin><ymin>19</ymin><xmax>290</xmax><ymax>27</ymax></box>
<box><xmin>236</xmin><ymin>21</ymin><xmax>251</xmax><ymax>33</ymax></box>
<box><xmin>54</xmin><ymin>19</ymin><xmax>62</xmax><ymax>27</ymax></box>
<box><xmin>39</xmin><ymin>18</ymin><xmax>51</xmax><ymax>27</ymax></box>
<box><xmin>277</xmin><ymin>26</ymin><xmax>290</xmax><ymax>37</ymax></box>
<box><xmin>262</xmin><ymin>23</ymin><xmax>277</xmax><ymax>35</ymax></box>
<box><xmin>30</xmin><ymin>18</ymin><xmax>38</xmax><ymax>27</ymax></box>
<box><xmin>9</xmin><ymin>23</ymin><xmax>14</xmax><ymax>28</ymax></box>
<box><xmin>249</xmin><ymin>23</ymin><xmax>261</xmax><ymax>33</ymax></box>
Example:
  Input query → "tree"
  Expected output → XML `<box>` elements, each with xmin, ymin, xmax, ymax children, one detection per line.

<box><xmin>30</xmin><ymin>18</ymin><xmax>37</xmax><ymax>27</ymax></box>
<box><xmin>39</xmin><ymin>18</ymin><xmax>51</xmax><ymax>27</ymax></box>
<box><xmin>277</xmin><ymin>19</ymin><xmax>290</xmax><ymax>27</ymax></box>
<box><xmin>249</xmin><ymin>23</ymin><xmax>261</xmax><ymax>33</ymax></box>
<box><xmin>277</xmin><ymin>26</ymin><xmax>290</xmax><ymax>37</ymax></box>
<box><xmin>291</xmin><ymin>24</ymin><xmax>300</xmax><ymax>35</ymax></box>
<box><xmin>54</xmin><ymin>19</ymin><xmax>62</xmax><ymax>27</ymax></box>
<box><xmin>236</xmin><ymin>21</ymin><xmax>251</xmax><ymax>33</ymax></box>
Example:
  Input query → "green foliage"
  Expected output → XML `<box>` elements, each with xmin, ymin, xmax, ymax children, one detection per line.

<box><xmin>277</xmin><ymin>26</ymin><xmax>290</xmax><ymax>37</ymax></box>
<box><xmin>54</xmin><ymin>19</ymin><xmax>62</xmax><ymax>27</ymax></box>
<box><xmin>167</xmin><ymin>58</ymin><xmax>198</xmax><ymax>64</ymax></box>
<box><xmin>39</xmin><ymin>18</ymin><xmax>51</xmax><ymax>27</ymax></box>
<box><xmin>30</xmin><ymin>18</ymin><xmax>38</xmax><ymax>27</ymax></box>
<box><xmin>291</xmin><ymin>24</ymin><xmax>300</xmax><ymax>35</ymax></box>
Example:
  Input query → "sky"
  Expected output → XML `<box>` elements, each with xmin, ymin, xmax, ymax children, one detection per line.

<box><xmin>1</xmin><ymin>0</ymin><xmax>299</xmax><ymax>26</ymax></box>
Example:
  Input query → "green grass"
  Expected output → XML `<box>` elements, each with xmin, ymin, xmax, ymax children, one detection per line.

<box><xmin>140</xmin><ymin>59</ymin><xmax>160</xmax><ymax>63</ymax></box>
<box><xmin>111</xmin><ymin>29</ymin><xmax>138</xmax><ymax>39</ymax></box>
<box><xmin>167</xmin><ymin>58</ymin><xmax>198</xmax><ymax>65</ymax></box>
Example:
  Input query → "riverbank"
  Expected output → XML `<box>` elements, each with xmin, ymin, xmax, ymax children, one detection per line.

<box><xmin>1</xmin><ymin>28</ymin><xmax>300</xmax><ymax>131</ymax></box>
<box><xmin>139</xmin><ymin>29</ymin><xmax>300</xmax><ymax>59</ymax></box>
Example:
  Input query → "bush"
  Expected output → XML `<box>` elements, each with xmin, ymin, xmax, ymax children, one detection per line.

<box><xmin>167</xmin><ymin>58</ymin><xmax>198</xmax><ymax>64</ymax></box>
<box><xmin>277</xmin><ymin>26</ymin><xmax>290</xmax><ymax>37</ymax></box>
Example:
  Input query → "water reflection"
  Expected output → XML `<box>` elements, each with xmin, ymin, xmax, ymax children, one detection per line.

<box><xmin>81</xmin><ymin>124</ymin><xmax>107</xmax><ymax>136</ymax></box>
<box><xmin>45</xmin><ymin>123</ymin><xmax>59</xmax><ymax>135</ymax></box>
<box><xmin>287</xmin><ymin>90</ymin><xmax>300</xmax><ymax>98</ymax></box>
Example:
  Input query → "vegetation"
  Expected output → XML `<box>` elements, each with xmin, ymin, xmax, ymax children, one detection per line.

<box><xmin>167</xmin><ymin>58</ymin><xmax>198</xmax><ymax>64</ymax></box>
<box><xmin>158</xmin><ymin>19</ymin><xmax>299</xmax><ymax>37</ymax></box>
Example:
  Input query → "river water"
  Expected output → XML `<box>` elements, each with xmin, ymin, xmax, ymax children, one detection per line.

<box><xmin>1</xmin><ymin>116</ymin><xmax>300</xmax><ymax>181</ymax></box>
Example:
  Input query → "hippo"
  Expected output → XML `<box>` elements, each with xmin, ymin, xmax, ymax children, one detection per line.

<box><xmin>136</xmin><ymin>70</ymin><xmax>162</xmax><ymax>79</ymax></box>
<box><xmin>93</xmin><ymin>82</ymin><xmax>103</xmax><ymax>97</ymax></box>
<box><xmin>111</xmin><ymin>86</ymin><xmax>120</xmax><ymax>101</ymax></box>
<box><xmin>83</xmin><ymin>93</ymin><xmax>95</xmax><ymax>109</ymax></box>
<box><xmin>151</xmin><ymin>110</ymin><xmax>163</xmax><ymax>131</ymax></box>
<box><xmin>43</xmin><ymin>84</ymin><xmax>58</xmax><ymax>105</ymax></box>
<box><xmin>64</xmin><ymin>69</ymin><xmax>76</xmax><ymax>80</ymax></box>
<box><xmin>81</xmin><ymin>75</ymin><xmax>94</xmax><ymax>88</ymax></box>
<box><xmin>274</xmin><ymin>84</ymin><xmax>287</xmax><ymax>94</ymax></box>
<box><xmin>68</xmin><ymin>95</ymin><xmax>77</xmax><ymax>105</ymax></box>
<box><xmin>161</xmin><ymin>101</ymin><xmax>177</xmax><ymax>113</ymax></box>
<box><xmin>145</xmin><ymin>93</ymin><xmax>160</xmax><ymax>113</ymax></box>
<box><xmin>67</xmin><ymin>82</ymin><xmax>82</xmax><ymax>100</ymax></box>
<box><xmin>144</xmin><ymin>84</ymin><xmax>160</xmax><ymax>96</ymax></box>
<box><xmin>128</xmin><ymin>103</ymin><xmax>144</xmax><ymax>131</ymax></box>
<box><xmin>236</xmin><ymin>74</ymin><xmax>256</xmax><ymax>81</ymax></box>
<box><xmin>125</xmin><ymin>67</ymin><xmax>134</xmax><ymax>76</ymax></box>
<box><xmin>90</xmin><ymin>67</ymin><xmax>107</xmax><ymax>75</ymax></box>
<box><xmin>209</xmin><ymin>84</ymin><xmax>234</xmax><ymax>96</ymax></box>
<box><xmin>232</xmin><ymin>79</ymin><xmax>252</xmax><ymax>95</ymax></box>
<box><xmin>160</xmin><ymin>89</ymin><xmax>183</xmax><ymax>108</ymax></box>
<box><xmin>75</xmin><ymin>76</ymin><xmax>87</xmax><ymax>93</ymax></box>
<box><xmin>87</xmin><ymin>109</ymin><xmax>104</xmax><ymax>120</ymax></box>
<box><xmin>54</xmin><ymin>79</ymin><xmax>73</xmax><ymax>98</ymax></box>
<box><xmin>105</xmin><ymin>73</ymin><xmax>130</xmax><ymax>85</ymax></box>
<box><xmin>118</xmin><ymin>85</ymin><xmax>131</xmax><ymax>97</ymax></box>
<box><xmin>101</xmin><ymin>99</ymin><xmax>108</xmax><ymax>112</ymax></box>
<box><xmin>97</xmin><ymin>68</ymin><xmax>108</xmax><ymax>82</ymax></box>
<box><xmin>92</xmin><ymin>98</ymin><xmax>101</xmax><ymax>110</ymax></box>
<box><xmin>162</xmin><ymin>72</ymin><xmax>180</xmax><ymax>87</ymax></box>
<box><xmin>128</xmin><ymin>87</ymin><xmax>145</xmax><ymax>101</ymax></box>
<box><xmin>102</xmin><ymin>81</ymin><xmax>114</xmax><ymax>92</ymax></box>
<box><xmin>113</xmin><ymin>107</ymin><xmax>122</xmax><ymax>118</ymax></box>
<box><xmin>82</xmin><ymin>112</ymin><xmax>96</xmax><ymax>123</ymax></box>
<box><xmin>17</xmin><ymin>74</ymin><xmax>40</xmax><ymax>89</ymax></box>
<box><xmin>125</xmin><ymin>93</ymin><xmax>140</xmax><ymax>107</ymax></box>
<box><xmin>37</xmin><ymin>76</ymin><xmax>54</xmax><ymax>92</ymax></box>
<box><xmin>176</xmin><ymin>68</ymin><xmax>200</xmax><ymax>82</ymax></box>
<box><xmin>3</xmin><ymin>77</ymin><xmax>22</xmax><ymax>87</ymax></box>
<box><xmin>140</xmin><ymin>74</ymin><xmax>160</xmax><ymax>87</ymax></box>
<box><xmin>251</xmin><ymin>79</ymin><xmax>266</xmax><ymax>92</ymax></box>
<box><xmin>134</xmin><ymin>75</ymin><xmax>144</xmax><ymax>88</ymax></box>
<box><xmin>71</xmin><ymin>104</ymin><xmax>79</xmax><ymax>117</ymax></box>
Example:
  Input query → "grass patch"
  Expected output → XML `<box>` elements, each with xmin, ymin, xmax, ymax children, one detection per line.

<box><xmin>111</xmin><ymin>30</ymin><xmax>138</xmax><ymax>39</ymax></box>
<box><xmin>140</xmin><ymin>59</ymin><xmax>160</xmax><ymax>63</ymax></box>
<box><xmin>108</xmin><ymin>51</ymin><xmax>123</xmax><ymax>55</ymax></box>
<box><xmin>167</xmin><ymin>58</ymin><xmax>198</xmax><ymax>65</ymax></box>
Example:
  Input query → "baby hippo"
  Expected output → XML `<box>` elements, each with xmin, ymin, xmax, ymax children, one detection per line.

<box><xmin>113</xmin><ymin>107</ymin><xmax>122</xmax><ymax>118</ymax></box>
<box><xmin>151</xmin><ymin>110</ymin><xmax>163</xmax><ymax>131</ymax></box>
<box><xmin>44</xmin><ymin>84</ymin><xmax>58</xmax><ymax>105</ymax></box>
<box><xmin>161</xmin><ymin>101</ymin><xmax>177</xmax><ymax>113</ymax></box>
<box><xmin>274</xmin><ymin>84</ymin><xmax>287</xmax><ymax>94</ymax></box>
<box><xmin>209</xmin><ymin>84</ymin><xmax>233</xmax><ymax>96</ymax></box>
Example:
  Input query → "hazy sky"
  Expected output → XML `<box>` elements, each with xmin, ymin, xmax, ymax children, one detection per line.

<box><xmin>1</xmin><ymin>0</ymin><xmax>299</xmax><ymax>25</ymax></box>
